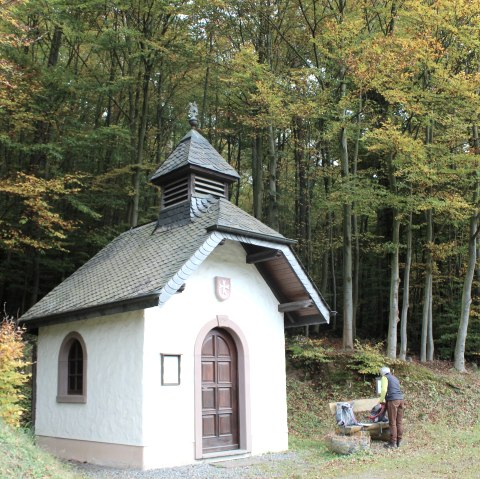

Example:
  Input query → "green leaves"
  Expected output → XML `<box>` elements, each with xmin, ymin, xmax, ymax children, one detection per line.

<box><xmin>286</xmin><ymin>336</ymin><xmax>334</xmax><ymax>366</ymax></box>
<box><xmin>347</xmin><ymin>341</ymin><xmax>390</xmax><ymax>376</ymax></box>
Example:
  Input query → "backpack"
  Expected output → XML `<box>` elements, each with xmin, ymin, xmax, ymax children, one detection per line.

<box><xmin>335</xmin><ymin>402</ymin><xmax>358</xmax><ymax>427</ymax></box>
<box><xmin>369</xmin><ymin>403</ymin><xmax>388</xmax><ymax>423</ymax></box>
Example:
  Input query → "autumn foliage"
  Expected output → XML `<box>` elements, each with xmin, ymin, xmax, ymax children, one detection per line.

<box><xmin>0</xmin><ymin>312</ymin><xmax>30</xmax><ymax>427</ymax></box>
<box><xmin>0</xmin><ymin>173</ymin><xmax>82</xmax><ymax>253</ymax></box>
<box><xmin>1</xmin><ymin>0</ymin><xmax>480</xmax><ymax>367</ymax></box>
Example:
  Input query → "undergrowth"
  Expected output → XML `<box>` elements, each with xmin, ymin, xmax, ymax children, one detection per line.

<box><xmin>0</xmin><ymin>420</ymin><xmax>83</xmax><ymax>479</ymax></box>
<box><xmin>286</xmin><ymin>335</ymin><xmax>480</xmax><ymax>440</ymax></box>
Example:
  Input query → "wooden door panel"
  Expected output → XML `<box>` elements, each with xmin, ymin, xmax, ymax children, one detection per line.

<box><xmin>217</xmin><ymin>362</ymin><xmax>232</xmax><ymax>382</ymax></box>
<box><xmin>202</xmin><ymin>415</ymin><xmax>216</xmax><ymax>437</ymax></box>
<box><xmin>202</xmin><ymin>362</ymin><xmax>215</xmax><ymax>382</ymax></box>
<box><xmin>202</xmin><ymin>388</ymin><xmax>215</xmax><ymax>409</ymax></box>
<box><xmin>201</xmin><ymin>328</ymin><xmax>239</xmax><ymax>453</ymax></box>
<box><xmin>218</xmin><ymin>387</ymin><xmax>232</xmax><ymax>408</ymax></box>
<box><xmin>202</xmin><ymin>335</ymin><xmax>214</xmax><ymax>356</ymax></box>
<box><xmin>218</xmin><ymin>414</ymin><xmax>233</xmax><ymax>435</ymax></box>
<box><xmin>217</xmin><ymin>337</ymin><xmax>230</xmax><ymax>356</ymax></box>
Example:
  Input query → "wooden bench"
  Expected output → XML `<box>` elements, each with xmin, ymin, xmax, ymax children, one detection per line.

<box><xmin>328</xmin><ymin>398</ymin><xmax>390</xmax><ymax>440</ymax></box>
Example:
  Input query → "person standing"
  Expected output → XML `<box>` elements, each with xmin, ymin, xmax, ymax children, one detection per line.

<box><xmin>379</xmin><ymin>366</ymin><xmax>405</xmax><ymax>448</ymax></box>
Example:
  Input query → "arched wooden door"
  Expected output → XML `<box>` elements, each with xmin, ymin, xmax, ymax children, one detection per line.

<box><xmin>201</xmin><ymin>328</ymin><xmax>239</xmax><ymax>453</ymax></box>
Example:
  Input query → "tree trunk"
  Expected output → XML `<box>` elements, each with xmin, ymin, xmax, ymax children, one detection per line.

<box><xmin>387</xmin><ymin>211</ymin><xmax>400</xmax><ymax>358</ymax></box>
<box><xmin>321</xmin><ymin>250</ymin><xmax>329</xmax><ymax>296</ymax></box>
<box><xmin>126</xmin><ymin>33</ymin><xmax>140</xmax><ymax>225</ymax></box>
<box><xmin>454</xmin><ymin>125</ymin><xmax>479</xmax><ymax>372</ymax></box>
<box><xmin>252</xmin><ymin>133</ymin><xmax>263</xmax><ymax>220</ymax></box>
<box><xmin>267</xmin><ymin>123</ymin><xmax>279</xmax><ymax>231</ymax></box>
<box><xmin>421</xmin><ymin>208</ymin><xmax>433</xmax><ymax>362</ymax></box>
<box><xmin>48</xmin><ymin>26</ymin><xmax>63</xmax><ymax>68</ymax></box>
<box><xmin>330</xmin><ymin>212</ymin><xmax>337</xmax><ymax>330</ymax></box>
<box><xmin>352</xmin><ymin>94</ymin><xmax>362</xmax><ymax>339</ymax></box>
<box><xmin>234</xmin><ymin>134</ymin><xmax>242</xmax><ymax>206</ymax></box>
<box><xmin>201</xmin><ymin>30</ymin><xmax>213</xmax><ymax>129</ymax></box>
<box><xmin>427</xmin><ymin>272</ymin><xmax>434</xmax><ymax>361</ymax></box>
<box><xmin>340</xmin><ymin>68</ymin><xmax>353</xmax><ymax>350</ymax></box>
<box><xmin>294</xmin><ymin>118</ymin><xmax>309</xmax><ymax>262</ymax></box>
<box><xmin>30</xmin><ymin>25</ymin><xmax>63</xmax><ymax>176</ymax></box>
<box><xmin>454</xmin><ymin>208</ymin><xmax>478</xmax><ymax>371</ymax></box>
<box><xmin>421</xmin><ymin>122</ymin><xmax>434</xmax><ymax>362</ymax></box>
<box><xmin>342</xmin><ymin>200</ymin><xmax>353</xmax><ymax>350</ymax></box>
<box><xmin>399</xmin><ymin>212</ymin><xmax>412</xmax><ymax>361</ymax></box>
<box><xmin>30</xmin><ymin>254</ymin><xmax>40</xmax><ymax>307</ymax></box>
<box><xmin>155</xmin><ymin>69</ymin><xmax>164</xmax><ymax>166</ymax></box>
<box><xmin>130</xmin><ymin>62</ymin><xmax>152</xmax><ymax>228</ymax></box>
<box><xmin>386</xmin><ymin>145</ymin><xmax>400</xmax><ymax>358</ymax></box>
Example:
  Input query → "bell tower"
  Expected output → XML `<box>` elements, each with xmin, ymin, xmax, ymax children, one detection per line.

<box><xmin>150</xmin><ymin>103</ymin><xmax>240</xmax><ymax>229</ymax></box>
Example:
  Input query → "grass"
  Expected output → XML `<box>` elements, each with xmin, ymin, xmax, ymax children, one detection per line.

<box><xmin>281</xmin><ymin>424</ymin><xmax>480</xmax><ymax>479</ymax></box>
<box><xmin>279</xmin><ymin>355</ymin><xmax>480</xmax><ymax>479</ymax></box>
<box><xmin>1</xmin><ymin>350</ymin><xmax>479</xmax><ymax>478</ymax></box>
<box><xmin>0</xmin><ymin>420</ymin><xmax>84</xmax><ymax>479</ymax></box>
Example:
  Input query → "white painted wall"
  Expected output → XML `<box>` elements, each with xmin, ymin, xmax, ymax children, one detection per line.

<box><xmin>142</xmin><ymin>239</ymin><xmax>288</xmax><ymax>468</ymax></box>
<box><xmin>36</xmin><ymin>239</ymin><xmax>288</xmax><ymax>469</ymax></box>
<box><xmin>35</xmin><ymin>311</ymin><xmax>145</xmax><ymax>445</ymax></box>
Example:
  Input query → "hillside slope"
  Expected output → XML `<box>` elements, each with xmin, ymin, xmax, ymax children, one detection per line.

<box><xmin>286</xmin><ymin>338</ymin><xmax>480</xmax><ymax>478</ymax></box>
<box><xmin>287</xmin><ymin>341</ymin><xmax>480</xmax><ymax>438</ymax></box>
<box><xmin>0</xmin><ymin>420</ymin><xmax>83</xmax><ymax>479</ymax></box>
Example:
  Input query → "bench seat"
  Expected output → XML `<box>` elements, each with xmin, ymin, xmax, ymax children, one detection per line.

<box><xmin>329</xmin><ymin>398</ymin><xmax>390</xmax><ymax>438</ymax></box>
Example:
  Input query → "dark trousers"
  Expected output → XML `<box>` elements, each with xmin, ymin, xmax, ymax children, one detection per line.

<box><xmin>387</xmin><ymin>399</ymin><xmax>405</xmax><ymax>444</ymax></box>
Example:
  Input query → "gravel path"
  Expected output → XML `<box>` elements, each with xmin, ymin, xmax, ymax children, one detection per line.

<box><xmin>71</xmin><ymin>451</ymin><xmax>302</xmax><ymax>479</ymax></box>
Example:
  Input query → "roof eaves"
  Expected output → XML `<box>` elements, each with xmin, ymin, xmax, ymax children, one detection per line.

<box><xmin>206</xmin><ymin>224</ymin><xmax>297</xmax><ymax>245</ymax></box>
<box><xmin>282</xmin><ymin>247</ymin><xmax>332</xmax><ymax>322</ymax></box>
<box><xmin>19</xmin><ymin>292</ymin><xmax>161</xmax><ymax>329</ymax></box>
<box><xmin>220</xmin><ymin>232</ymin><xmax>331</xmax><ymax>324</ymax></box>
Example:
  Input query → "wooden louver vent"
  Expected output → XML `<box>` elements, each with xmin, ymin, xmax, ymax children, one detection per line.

<box><xmin>162</xmin><ymin>177</ymin><xmax>189</xmax><ymax>208</ymax></box>
<box><xmin>194</xmin><ymin>175</ymin><xmax>225</xmax><ymax>198</ymax></box>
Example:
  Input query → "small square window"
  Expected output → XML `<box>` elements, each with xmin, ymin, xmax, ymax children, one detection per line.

<box><xmin>161</xmin><ymin>354</ymin><xmax>181</xmax><ymax>386</ymax></box>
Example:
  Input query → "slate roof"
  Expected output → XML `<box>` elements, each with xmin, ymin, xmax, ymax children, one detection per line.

<box><xmin>20</xmin><ymin>197</ymin><xmax>291</xmax><ymax>323</ymax></box>
<box><xmin>150</xmin><ymin>129</ymin><xmax>240</xmax><ymax>184</ymax></box>
<box><xmin>21</xmin><ymin>125</ymin><xmax>332</xmax><ymax>327</ymax></box>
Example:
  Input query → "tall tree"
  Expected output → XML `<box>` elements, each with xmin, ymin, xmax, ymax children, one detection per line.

<box><xmin>454</xmin><ymin>126</ymin><xmax>480</xmax><ymax>372</ymax></box>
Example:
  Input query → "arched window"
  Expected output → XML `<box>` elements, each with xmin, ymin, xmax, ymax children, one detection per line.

<box><xmin>57</xmin><ymin>332</ymin><xmax>87</xmax><ymax>403</ymax></box>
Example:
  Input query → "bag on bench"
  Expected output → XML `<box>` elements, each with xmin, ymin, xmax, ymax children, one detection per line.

<box><xmin>335</xmin><ymin>402</ymin><xmax>358</xmax><ymax>426</ymax></box>
<box><xmin>369</xmin><ymin>403</ymin><xmax>388</xmax><ymax>423</ymax></box>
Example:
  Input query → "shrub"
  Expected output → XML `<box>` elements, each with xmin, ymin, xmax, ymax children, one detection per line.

<box><xmin>286</xmin><ymin>336</ymin><xmax>334</xmax><ymax>368</ymax></box>
<box><xmin>346</xmin><ymin>340</ymin><xmax>389</xmax><ymax>376</ymax></box>
<box><xmin>0</xmin><ymin>312</ymin><xmax>31</xmax><ymax>427</ymax></box>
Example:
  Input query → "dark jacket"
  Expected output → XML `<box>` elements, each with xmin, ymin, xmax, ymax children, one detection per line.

<box><xmin>385</xmin><ymin>373</ymin><xmax>404</xmax><ymax>401</ymax></box>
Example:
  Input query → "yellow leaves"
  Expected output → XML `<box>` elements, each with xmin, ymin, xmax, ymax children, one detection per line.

<box><xmin>224</xmin><ymin>45</ymin><xmax>326</xmax><ymax>131</ymax></box>
<box><xmin>0</xmin><ymin>317</ymin><xmax>31</xmax><ymax>428</ymax></box>
<box><xmin>0</xmin><ymin>1</ymin><xmax>41</xmax><ymax>121</ymax></box>
<box><xmin>366</xmin><ymin>121</ymin><xmax>427</xmax><ymax>164</ymax></box>
<box><xmin>349</xmin><ymin>36</ymin><xmax>409</xmax><ymax>88</ymax></box>
<box><xmin>0</xmin><ymin>173</ymin><xmax>84</xmax><ymax>253</ymax></box>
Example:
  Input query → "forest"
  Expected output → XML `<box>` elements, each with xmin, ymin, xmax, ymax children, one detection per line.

<box><xmin>1</xmin><ymin>0</ymin><xmax>479</xmax><ymax>370</ymax></box>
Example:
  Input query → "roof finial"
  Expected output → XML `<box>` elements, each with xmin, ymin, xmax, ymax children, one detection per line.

<box><xmin>188</xmin><ymin>101</ymin><xmax>198</xmax><ymax>128</ymax></box>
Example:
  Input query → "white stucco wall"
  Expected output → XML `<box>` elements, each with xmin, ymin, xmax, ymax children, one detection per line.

<box><xmin>142</xmin><ymin>239</ymin><xmax>288</xmax><ymax>468</ymax></box>
<box><xmin>35</xmin><ymin>239</ymin><xmax>288</xmax><ymax>469</ymax></box>
<box><xmin>35</xmin><ymin>311</ymin><xmax>145</xmax><ymax>446</ymax></box>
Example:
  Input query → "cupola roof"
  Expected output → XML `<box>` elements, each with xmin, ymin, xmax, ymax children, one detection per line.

<box><xmin>150</xmin><ymin>129</ymin><xmax>240</xmax><ymax>187</ymax></box>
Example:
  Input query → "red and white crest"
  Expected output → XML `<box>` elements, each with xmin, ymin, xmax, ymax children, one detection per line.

<box><xmin>215</xmin><ymin>276</ymin><xmax>231</xmax><ymax>301</ymax></box>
